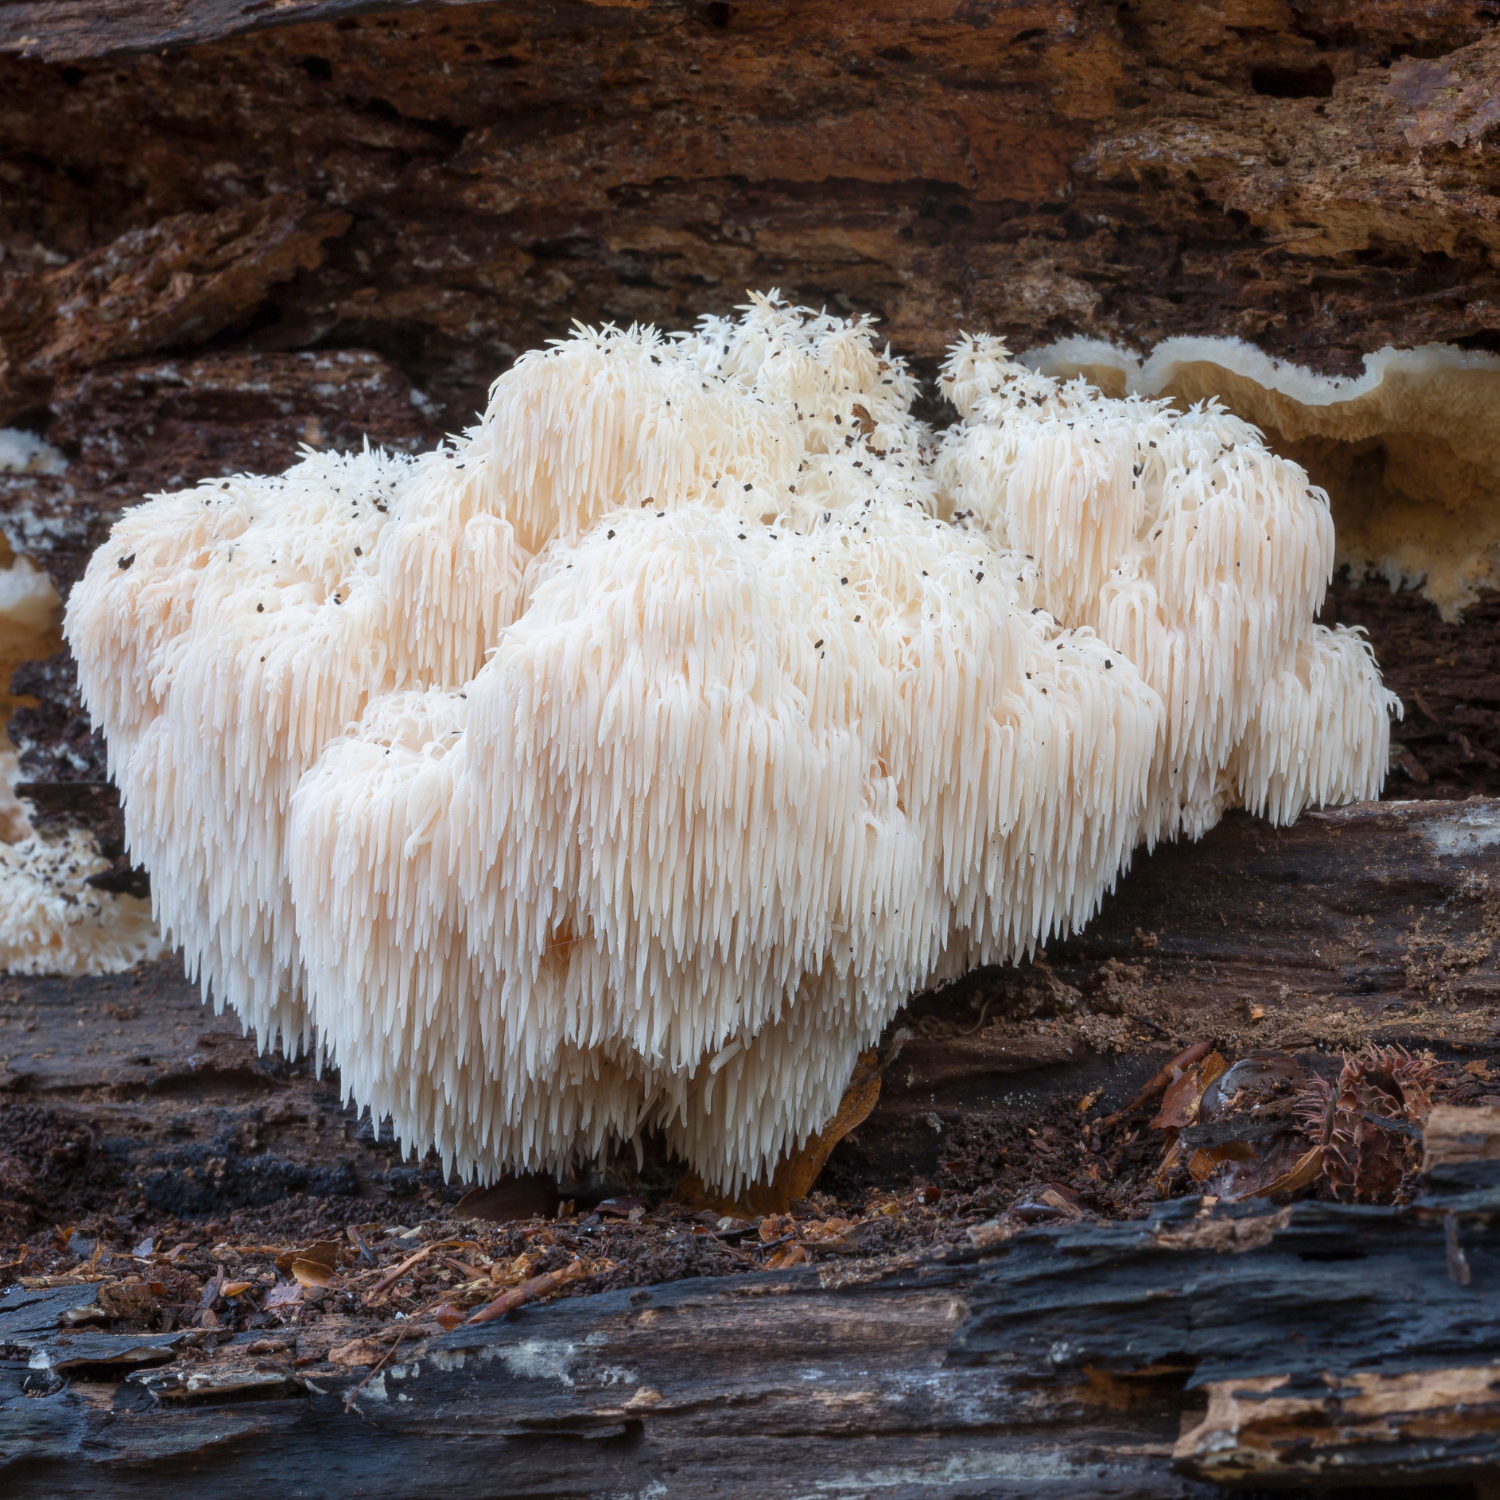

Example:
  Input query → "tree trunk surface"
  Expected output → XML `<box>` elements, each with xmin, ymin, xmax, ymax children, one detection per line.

<box><xmin>3</xmin><ymin>3</ymin><xmax>1500</xmax><ymax>1494</ymax></box>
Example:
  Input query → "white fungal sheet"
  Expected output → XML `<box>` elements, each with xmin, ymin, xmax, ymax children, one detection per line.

<box><xmin>65</xmin><ymin>296</ymin><xmax>1398</xmax><ymax>1190</ymax></box>
<box><xmin>0</xmin><ymin>751</ymin><xmax>164</xmax><ymax>976</ymax></box>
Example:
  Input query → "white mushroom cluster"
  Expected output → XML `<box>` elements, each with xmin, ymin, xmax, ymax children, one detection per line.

<box><xmin>66</xmin><ymin>296</ymin><xmax>1397</xmax><ymax>1191</ymax></box>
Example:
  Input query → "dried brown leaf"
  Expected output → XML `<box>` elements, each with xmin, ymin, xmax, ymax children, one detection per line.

<box><xmin>291</xmin><ymin>1258</ymin><xmax>336</xmax><ymax>1289</ymax></box>
<box><xmin>275</xmin><ymin>1240</ymin><xmax>342</xmax><ymax>1276</ymax></box>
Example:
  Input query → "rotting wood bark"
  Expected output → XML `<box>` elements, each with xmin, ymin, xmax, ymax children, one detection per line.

<box><xmin>6</xmin><ymin>2</ymin><xmax>1500</xmax><ymax>419</ymax></box>
<box><xmin>3</xmin><ymin>1144</ymin><xmax>1498</xmax><ymax>1497</ymax></box>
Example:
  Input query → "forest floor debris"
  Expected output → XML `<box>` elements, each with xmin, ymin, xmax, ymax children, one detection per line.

<box><xmin>2</xmin><ymin>1040</ymin><xmax>1494</xmax><ymax>1398</ymax></box>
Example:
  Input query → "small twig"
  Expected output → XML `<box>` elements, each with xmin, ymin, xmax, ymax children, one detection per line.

<box><xmin>1097</xmin><ymin>1041</ymin><xmax>1212</xmax><ymax>1131</ymax></box>
<box><xmin>439</xmin><ymin>1254</ymin><xmax>489</xmax><ymax>1280</ymax></box>
<box><xmin>466</xmin><ymin>1260</ymin><xmax>586</xmax><ymax>1325</ymax></box>
<box><xmin>342</xmin><ymin>1299</ymin><xmax>446</xmax><ymax>1410</ymax></box>
<box><xmin>958</xmin><ymin>1001</ymin><xmax>993</xmax><ymax>1037</ymax></box>
<box><xmin>364</xmin><ymin>1246</ymin><xmax>433</xmax><ymax>1301</ymax></box>
<box><xmin>754</xmin><ymin>1235</ymin><xmax>796</xmax><ymax>1254</ymax></box>
<box><xmin>1362</xmin><ymin>1110</ymin><xmax>1423</xmax><ymax>1141</ymax></box>
<box><xmin>359</xmin><ymin>1241</ymin><xmax>481</xmax><ymax>1301</ymax></box>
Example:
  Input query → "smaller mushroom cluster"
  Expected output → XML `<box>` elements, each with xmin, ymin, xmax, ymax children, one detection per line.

<box><xmin>937</xmin><ymin>337</ymin><xmax>1397</xmax><ymax>838</ymax></box>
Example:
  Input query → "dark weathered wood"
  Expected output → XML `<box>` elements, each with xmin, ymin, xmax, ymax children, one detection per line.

<box><xmin>841</xmin><ymin>796</ymin><xmax>1500</xmax><ymax>1185</ymax></box>
<box><xmin>4</xmin><ymin>1159</ymin><xmax>1497</xmax><ymax>1497</ymax></box>
<box><xmin>0</xmin><ymin>961</ymin><xmax>452</xmax><ymax>1221</ymax></box>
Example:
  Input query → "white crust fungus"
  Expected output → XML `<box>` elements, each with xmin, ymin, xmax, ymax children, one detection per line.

<box><xmin>0</xmin><ymin>428</ymin><xmax>68</xmax><ymax>477</ymax></box>
<box><xmin>0</xmin><ymin>748</ymin><xmax>164</xmax><ymax>975</ymax></box>
<box><xmin>66</xmin><ymin>296</ymin><xmax>1397</xmax><ymax>1192</ymax></box>
<box><xmin>1023</xmin><ymin>336</ymin><xmax>1500</xmax><ymax>621</ymax></box>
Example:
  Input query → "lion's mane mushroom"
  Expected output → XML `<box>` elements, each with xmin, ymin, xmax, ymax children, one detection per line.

<box><xmin>0</xmin><ymin>810</ymin><xmax>165</xmax><ymax>975</ymax></box>
<box><xmin>66</xmin><ymin>296</ymin><xmax>1395</xmax><ymax>1191</ymax></box>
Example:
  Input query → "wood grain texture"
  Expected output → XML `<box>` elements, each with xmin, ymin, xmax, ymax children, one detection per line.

<box><xmin>4</xmin><ymin>0</ymin><xmax>1500</xmax><ymax>429</ymax></box>
<box><xmin>3</xmin><ymin>1160</ymin><xmax>1497</xmax><ymax>1497</ymax></box>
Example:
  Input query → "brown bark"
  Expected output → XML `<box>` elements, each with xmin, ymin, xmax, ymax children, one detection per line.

<box><xmin>4</xmin><ymin>0</ymin><xmax>1500</xmax><ymax>427</ymax></box>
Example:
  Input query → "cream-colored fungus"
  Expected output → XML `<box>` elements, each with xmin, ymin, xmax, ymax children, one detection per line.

<box><xmin>66</xmin><ymin>297</ymin><xmax>1396</xmax><ymax>1190</ymax></box>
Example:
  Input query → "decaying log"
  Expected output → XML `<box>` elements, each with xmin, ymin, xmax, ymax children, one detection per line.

<box><xmin>0</xmin><ymin>199</ymin><xmax>351</xmax><ymax>420</ymax></box>
<box><xmin>4</xmin><ymin>1137</ymin><xmax>1498</xmax><ymax>1496</ymax></box>
<box><xmin>7</xmin><ymin>1</ymin><xmax>1500</xmax><ymax>424</ymax></box>
<box><xmin>841</xmin><ymin>795</ymin><xmax>1500</xmax><ymax>1186</ymax></box>
<box><xmin>2</xmin><ymin>796</ymin><xmax>1496</xmax><ymax>1223</ymax></box>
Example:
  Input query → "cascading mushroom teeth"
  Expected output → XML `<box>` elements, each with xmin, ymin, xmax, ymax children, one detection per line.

<box><xmin>65</xmin><ymin>294</ymin><xmax>1398</xmax><ymax>1192</ymax></box>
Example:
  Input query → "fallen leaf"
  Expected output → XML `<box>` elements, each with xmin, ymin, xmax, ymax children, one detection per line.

<box><xmin>799</xmin><ymin>1216</ymin><xmax>853</xmax><ymax>1241</ymax></box>
<box><xmin>198</xmin><ymin>1265</ymin><xmax>225</xmax><ymax>1309</ymax></box>
<box><xmin>264</xmin><ymin>1281</ymin><xmax>303</xmax><ymax>1310</ymax></box>
<box><xmin>1250</xmin><ymin>1144</ymin><xmax>1325</xmax><ymax>1199</ymax></box>
<box><xmin>1099</xmin><ymin>1041</ymin><xmax>1213</xmax><ymax>1130</ymax></box>
<box><xmin>275</xmin><ymin>1240</ymin><xmax>342</xmax><ymax>1276</ymax></box>
<box><xmin>291</xmin><ymin>1258</ymin><xmax>335</xmax><ymax>1289</ymax></box>
<box><xmin>1188</xmin><ymin>1141</ymin><xmax>1256</xmax><ymax>1181</ymax></box>
<box><xmin>759</xmin><ymin>1213</ymin><xmax>796</xmax><ymax>1242</ymax></box>
<box><xmin>764</xmin><ymin>1243</ymin><xmax>811</xmax><ymax>1270</ymax></box>
<box><xmin>1153</xmin><ymin>1051</ymin><xmax>1229</xmax><ymax>1130</ymax></box>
